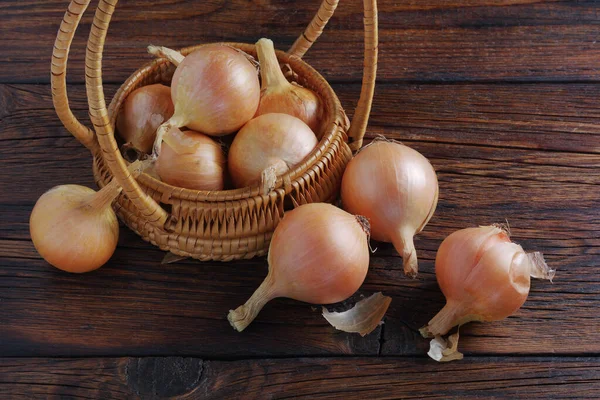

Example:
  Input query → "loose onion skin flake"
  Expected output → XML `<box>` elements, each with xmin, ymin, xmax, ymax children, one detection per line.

<box><xmin>228</xmin><ymin>113</ymin><xmax>317</xmax><ymax>190</ymax></box>
<box><xmin>155</xmin><ymin>128</ymin><xmax>226</xmax><ymax>191</ymax></box>
<box><xmin>322</xmin><ymin>292</ymin><xmax>392</xmax><ymax>337</ymax></box>
<box><xmin>421</xmin><ymin>225</ymin><xmax>555</xmax><ymax>362</ymax></box>
<box><xmin>152</xmin><ymin>44</ymin><xmax>260</xmax><ymax>158</ymax></box>
<box><xmin>341</xmin><ymin>139</ymin><xmax>439</xmax><ymax>277</ymax></box>
<box><xmin>228</xmin><ymin>203</ymin><xmax>371</xmax><ymax>332</ymax></box>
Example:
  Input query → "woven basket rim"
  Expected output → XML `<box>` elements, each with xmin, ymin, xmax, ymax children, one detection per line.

<box><xmin>110</xmin><ymin>41</ymin><xmax>349</xmax><ymax>202</ymax></box>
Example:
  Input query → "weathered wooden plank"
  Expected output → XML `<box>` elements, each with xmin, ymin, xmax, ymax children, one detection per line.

<box><xmin>4</xmin><ymin>82</ymin><xmax>600</xmax><ymax>152</ymax></box>
<box><xmin>3</xmin><ymin>1</ymin><xmax>600</xmax><ymax>83</ymax></box>
<box><xmin>0</xmin><ymin>245</ymin><xmax>382</xmax><ymax>357</ymax></box>
<box><xmin>0</xmin><ymin>357</ymin><xmax>598</xmax><ymax>399</ymax></box>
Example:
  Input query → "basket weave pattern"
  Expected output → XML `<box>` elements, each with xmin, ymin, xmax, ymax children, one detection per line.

<box><xmin>52</xmin><ymin>0</ymin><xmax>378</xmax><ymax>261</ymax></box>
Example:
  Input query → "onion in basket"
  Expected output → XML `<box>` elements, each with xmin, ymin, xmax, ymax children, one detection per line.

<box><xmin>116</xmin><ymin>84</ymin><xmax>174</xmax><ymax>158</ymax></box>
<box><xmin>228</xmin><ymin>113</ymin><xmax>318</xmax><ymax>191</ymax></box>
<box><xmin>254</xmin><ymin>38</ymin><xmax>321</xmax><ymax>132</ymax></box>
<box><xmin>156</xmin><ymin>128</ymin><xmax>226</xmax><ymax>191</ymax></box>
<box><xmin>151</xmin><ymin>44</ymin><xmax>260</xmax><ymax>158</ymax></box>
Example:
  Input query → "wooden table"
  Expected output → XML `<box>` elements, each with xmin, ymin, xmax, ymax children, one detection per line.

<box><xmin>1</xmin><ymin>1</ymin><xmax>599</xmax><ymax>398</ymax></box>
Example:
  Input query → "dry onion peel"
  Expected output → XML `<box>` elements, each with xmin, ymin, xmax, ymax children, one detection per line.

<box><xmin>147</xmin><ymin>45</ymin><xmax>184</xmax><ymax>66</ymax></box>
<box><xmin>341</xmin><ymin>138</ymin><xmax>439</xmax><ymax>277</ymax></box>
<box><xmin>428</xmin><ymin>331</ymin><xmax>463</xmax><ymax>362</ymax></box>
<box><xmin>260</xmin><ymin>165</ymin><xmax>279</xmax><ymax>195</ymax></box>
<box><xmin>228</xmin><ymin>203</ymin><xmax>371</xmax><ymax>332</ymax></box>
<box><xmin>161</xmin><ymin>252</ymin><xmax>188</xmax><ymax>265</ymax></box>
<box><xmin>322</xmin><ymin>292</ymin><xmax>392</xmax><ymax>336</ymax></box>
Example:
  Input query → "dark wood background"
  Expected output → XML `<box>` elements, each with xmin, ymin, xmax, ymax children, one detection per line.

<box><xmin>1</xmin><ymin>0</ymin><xmax>599</xmax><ymax>398</ymax></box>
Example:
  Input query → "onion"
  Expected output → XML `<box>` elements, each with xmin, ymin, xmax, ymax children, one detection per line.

<box><xmin>155</xmin><ymin>128</ymin><xmax>226</xmax><ymax>191</ymax></box>
<box><xmin>116</xmin><ymin>84</ymin><xmax>174</xmax><ymax>157</ymax></box>
<box><xmin>420</xmin><ymin>225</ymin><xmax>555</xmax><ymax>339</ymax></box>
<box><xmin>254</xmin><ymin>38</ymin><xmax>321</xmax><ymax>132</ymax></box>
<box><xmin>228</xmin><ymin>113</ymin><xmax>317</xmax><ymax>190</ymax></box>
<box><xmin>152</xmin><ymin>44</ymin><xmax>260</xmax><ymax>157</ymax></box>
<box><xmin>341</xmin><ymin>140</ymin><xmax>439</xmax><ymax>277</ymax></box>
<box><xmin>228</xmin><ymin>203</ymin><xmax>371</xmax><ymax>332</ymax></box>
<box><xmin>30</xmin><ymin>182</ymin><xmax>121</xmax><ymax>273</ymax></box>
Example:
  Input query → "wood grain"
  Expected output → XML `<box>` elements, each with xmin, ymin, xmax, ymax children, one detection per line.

<box><xmin>3</xmin><ymin>1</ymin><xmax>600</xmax><ymax>83</ymax></box>
<box><xmin>2</xmin><ymin>0</ymin><xmax>599</xmax><ymax>395</ymax></box>
<box><xmin>0</xmin><ymin>357</ymin><xmax>598</xmax><ymax>399</ymax></box>
<box><xmin>1</xmin><ymin>83</ymin><xmax>598</xmax><ymax>357</ymax></box>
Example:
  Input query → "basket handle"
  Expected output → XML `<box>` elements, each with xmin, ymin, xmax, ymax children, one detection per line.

<box><xmin>85</xmin><ymin>0</ymin><xmax>168</xmax><ymax>227</ymax></box>
<box><xmin>288</xmin><ymin>0</ymin><xmax>340</xmax><ymax>59</ymax></box>
<box><xmin>51</xmin><ymin>0</ymin><xmax>98</xmax><ymax>152</ymax></box>
<box><xmin>289</xmin><ymin>0</ymin><xmax>378</xmax><ymax>152</ymax></box>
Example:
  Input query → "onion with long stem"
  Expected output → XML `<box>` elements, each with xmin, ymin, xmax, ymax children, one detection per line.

<box><xmin>420</xmin><ymin>225</ymin><xmax>555</xmax><ymax>339</ymax></box>
<box><xmin>254</xmin><ymin>38</ymin><xmax>321</xmax><ymax>132</ymax></box>
<box><xmin>341</xmin><ymin>139</ymin><xmax>439</xmax><ymax>277</ymax></box>
<box><xmin>228</xmin><ymin>203</ymin><xmax>371</xmax><ymax>332</ymax></box>
<box><xmin>150</xmin><ymin>44</ymin><xmax>260</xmax><ymax>158</ymax></box>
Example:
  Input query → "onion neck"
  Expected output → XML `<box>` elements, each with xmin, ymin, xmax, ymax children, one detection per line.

<box><xmin>256</xmin><ymin>38</ymin><xmax>289</xmax><ymax>91</ymax></box>
<box><xmin>228</xmin><ymin>274</ymin><xmax>279</xmax><ymax>332</ymax></box>
<box><xmin>392</xmin><ymin>229</ymin><xmax>418</xmax><ymax>278</ymax></box>
<box><xmin>83</xmin><ymin>180</ymin><xmax>122</xmax><ymax>212</ymax></box>
<box><xmin>153</xmin><ymin>117</ymin><xmax>184</xmax><ymax>159</ymax></box>
<box><xmin>81</xmin><ymin>160</ymin><xmax>147</xmax><ymax>212</ymax></box>
<box><xmin>419</xmin><ymin>301</ymin><xmax>462</xmax><ymax>338</ymax></box>
<box><xmin>147</xmin><ymin>45</ymin><xmax>184</xmax><ymax>66</ymax></box>
<box><xmin>420</xmin><ymin>301</ymin><xmax>482</xmax><ymax>338</ymax></box>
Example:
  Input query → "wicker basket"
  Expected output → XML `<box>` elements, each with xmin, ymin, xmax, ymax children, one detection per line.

<box><xmin>51</xmin><ymin>0</ymin><xmax>378</xmax><ymax>261</ymax></box>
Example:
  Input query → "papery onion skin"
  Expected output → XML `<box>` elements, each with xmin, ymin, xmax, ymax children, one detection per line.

<box><xmin>227</xmin><ymin>203</ymin><xmax>370</xmax><ymax>332</ymax></box>
<box><xmin>169</xmin><ymin>44</ymin><xmax>260</xmax><ymax>137</ymax></box>
<box><xmin>421</xmin><ymin>226</ymin><xmax>545</xmax><ymax>338</ymax></box>
<box><xmin>228</xmin><ymin>113</ymin><xmax>318</xmax><ymax>188</ymax></box>
<box><xmin>116</xmin><ymin>84</ymin><xmax>174</xmax><ymax>154</ymax></box>
<box><xmin>341</xmin><ymin>140</ymin><xmax>439</xmax><ymax>277</ymax></box>
<box><xmin>30</xmin><ymin>184</ymin><xmax>120</xmax><ymax>273</ymax></box>
<box><xmin>254</xmin><ymin>38</ymin><xmax>321</xmax><ymax>132</ymax></box>
<box><xmin>156</xmin><ymin>129</ymin><xmax>226</xmax><ymax>191</ymax></box>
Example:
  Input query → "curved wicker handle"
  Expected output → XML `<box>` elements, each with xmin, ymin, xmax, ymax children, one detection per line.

<box><xmin>289</xmin><ymin>0</ymin><xmax>378</xmax><ymax>152</ymax></box>
<box><xmin>85</xmin><ymin>0</ymin><xmax>168</xmax><ymax>226</ymax></box>
<box><xmin>288</xmin><ymin>0</ymin><xmax>340</xmax><ymax>59</ymax></box>
<box><xmin>50</xmin><ymin>0</ymin><xmax>167</xmax><ymax>226</ymax></box>
<box><xmin>51</xmin><ymin>0</ymin><xmax>97</xmax><ymax>152</ymax></box>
